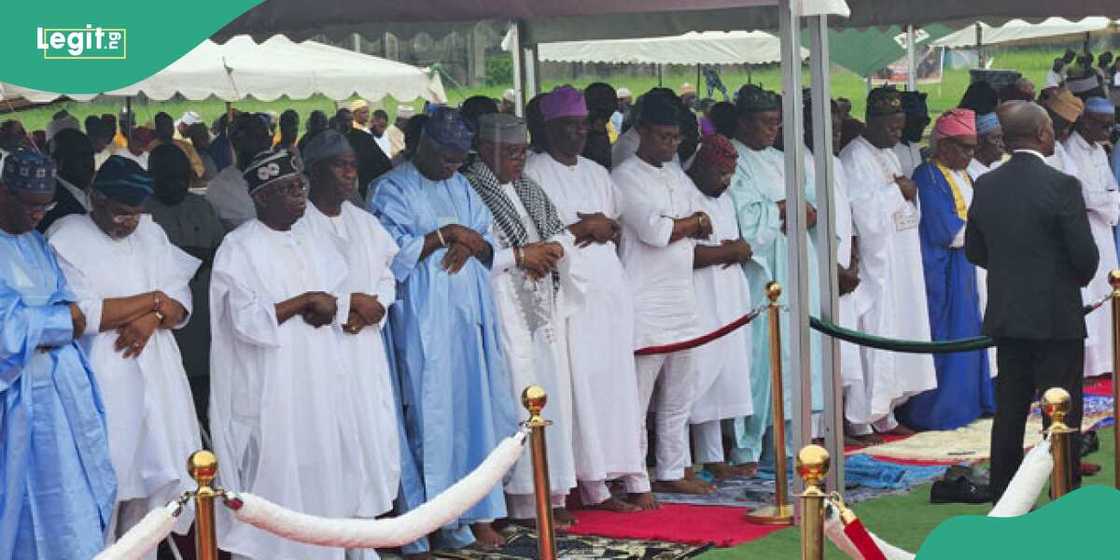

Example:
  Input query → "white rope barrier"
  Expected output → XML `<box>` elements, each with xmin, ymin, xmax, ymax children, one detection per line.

<box><xmin>988</xmin><ymin>437</ymin><xmax>1053</xmax><ymax>517</ymax></box>
<box><xmin>94</xmin><ymin>501</ymin><xmax>182</xmax><ymax>560</ymax></box>
<box><xmin>823</xmin><ymin>505</ymin><xmax>915</xmax><ymax>560</ymax></box>
<box><xmin>226</xmin><ymin>430</ymin><xmax>528</xmax><ymax>549</ymax></box>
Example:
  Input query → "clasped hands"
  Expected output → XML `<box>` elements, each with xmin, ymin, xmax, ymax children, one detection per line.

<box><xmin>114</xmin><ymin>290</ymin><xmax>186</xmax><ymax>359</ymax></box>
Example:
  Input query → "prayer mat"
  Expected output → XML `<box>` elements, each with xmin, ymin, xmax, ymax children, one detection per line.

<box><xmin>432</xmin><ymin>524</ymin><xmax>710</xmax><ymax>559</ymax></box>
<box><xmin>567</xmin><ymin>504</ymin><xmax>783</xmax><ymax>548</ymax></box>
<box><xmin>1086</xmin><ymin>374</ymin><xmax>1113</xmax><ymax>397</ymax></box>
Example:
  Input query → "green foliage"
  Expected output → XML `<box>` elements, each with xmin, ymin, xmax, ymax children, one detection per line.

<box><xmin>485</xmin><ymin>56</ymin><xmax>513</xmax><ymax>86</ymax></box>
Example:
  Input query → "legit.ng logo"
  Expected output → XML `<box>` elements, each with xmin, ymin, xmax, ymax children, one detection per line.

<box><xmin>36</xmin><ymin>25</ymin><xmax>127</xmax><ymax>60</ymax></box>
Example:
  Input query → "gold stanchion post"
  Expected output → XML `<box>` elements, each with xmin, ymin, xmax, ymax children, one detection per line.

<box><xmin>188</xmin><ymin>450</ymin><xmax>220</xmax><ymax>560</ymax></box>
<box><xmin>522</xmin><ymin>386</ymin><xmax>556</xmax><ymax>560</ymax></box>
<box><xmin>1042</xmin><ymin>388</ymin><xmax>1074</xmax><ymax>499</ymax></box>
<box><xmin>797</xmin><ymin>445</ymin><xmax>830</xmax><ymax>560</ymax></box>
<box><xmin>746</xmin><ymin>282</ymin><xmax>794</xmax><ymax>526</ymax></box>
<box><xmin>1110</xmin><ymin>270</ymin><xmax>1120</xmax><ymax>489</ymax></box>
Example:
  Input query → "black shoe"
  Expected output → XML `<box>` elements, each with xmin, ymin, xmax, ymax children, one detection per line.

<box><xmin>1081</xmin><ymin>430</ymin><xmax>1100</xmax><ymax>457</ymax></box>
<box><xmin>930</xmin><ymin>476</ymin><xmax>993</xmax><ymax>504</ymax></box>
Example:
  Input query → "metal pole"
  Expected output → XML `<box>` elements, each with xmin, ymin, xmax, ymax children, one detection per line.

<box><xmin>522</xmin><ymin>386</ymin><xmax>557</xmax><ymax>560</ymax></box>
<box><xmin>1110</xmin><ymin>270</ymin><xmax>1120</xmax><ymax>489</ymax></box>
<box><xmin>746</xmin><ymin>283</ymin><xmax>794</xmax><ymax>526</ymax></box>
<box><xmin>975</xmin><ymin>23</ymin><xmax>985</xmax><ymax>69</ymax></box>
<box><xmin>188</xmin><ymin>450</ymin><xmax>220</xmax><ymax>560</ymax></box>
<box><xmin>906</xmin><ymin>25</ymin><xmax>917</xmax><ymax>91</ymax></box>
<box><xmin>125</xmin><ymin>97</ymin><xmax>133</xmax><ymax>142</ymax></box>
<box><xmin>1042</xmin><ymin>388</ymin><xmax>1074</xmax><ymax>499</ymax></box>
<box><xmin>807</xmin><ymin>14</ymin><xmax>843</xmax><ymax>495</ymax></box>
<box><xmin>523</xmin><ymin>44</ymin><xmax>540</xmax><ymax>100</ymax></box>
<box><xmin>797</xmin><ymin>445</ymin><xmax>830</xmax><ymax>560</ymax></box>
<box><xmin>509</xmin><ymin>21</ymin><xmax>525</xmax><ymax>117</ymax></box>
<box><xmin>777</xmin><ymin>0</ymin><xmax>812</xmax><ymax>498</ymax></box>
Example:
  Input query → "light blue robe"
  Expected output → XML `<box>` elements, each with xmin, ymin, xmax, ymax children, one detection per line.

<box><xmin>727</xmin><ymin>142</ymin><xmax>823</xmax><ymax>465</ymax></box>
<box><xmin>369</xmin><ymin>163</ymin><xmax>518</xmax><ymax>553</ymax></box>
<box><xmin>1112</xmin><ymin>146</ymin><xmax>1120</xmax><ymax>262</ymax></box>
<box><xmin>0</xmin><ymin>229</ymin><xmax>115</xmax><ymax>560</ymax></box>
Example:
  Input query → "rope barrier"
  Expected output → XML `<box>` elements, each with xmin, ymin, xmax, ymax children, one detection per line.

<box><xmin>222</xmin><ymin>429</ymin><xmax>528</xmax><ymax>549</ymax></box>
<box><xmin>94</xmin><ymin>501</ymin><xmax>184</xmax><ymax>560</ymax></box>
<box><xmin>989</xmin><ymin>438</ymin><xmax>1052</xmax><ymax>518</ymax></box>
<box><xmin>824</xmin><ymin>496</ymin><xmax>913</xmax><ymax>560</ymax></box>
<box><xmin>634</xmin><ymin>303</ymin><xmax>767</xmax><ymax>356</ymax></box>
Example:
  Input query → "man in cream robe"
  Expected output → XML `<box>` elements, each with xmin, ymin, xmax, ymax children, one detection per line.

<box><xmin>1063</xmin><ymin>97</ymin><xmax>1120</xmax><ymax>378</ymax></box>
<box><xmin>48</xmin><ymin>156</ymin><xmax>201</xmax><ymax>553</ymax></box>
<box><xmin>839</xmin><ymin>87</ymin><xmax>936</xmax><ymax>435</ymax></box>
<box><xmin>210</xmin><ymin>150</ymin><xmax>365</xmax><ymax>560</ymax></box>
<box><xmin>525</xmin><ymin>87</ymin><xmax>647</xmax><ymax>510</ymax></box>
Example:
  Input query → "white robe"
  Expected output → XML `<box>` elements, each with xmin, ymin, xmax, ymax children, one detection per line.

<box><xmin>839</xmin><ymin>137</ymin><xmax>937</xmax><ymax>426</ymax></box>
<box><xmin>486</xmin><ymin>181</ymin><xmax>582</xmax><ymax>503</ymax></box>
<box><xmin>688</xmin><ymin>189</ymin><xmax>753</xmax><ymax>424</ymax></box>
<box><xmin>1063</xmin><ymin>132</ymin><xmax>1120</xmax><ymax>378</ymax></box>
<box><xmin>968</xmin><ymin>158</ymin><xmax>1000</xmax><ymax>377</ymax></box>
<box><xmin>209</xmin><ymin>219</ymin><xmax>364</xmax><ymax>560</ymax></box>
<box><xmin>833</xmin><ymin>158</ymin><xmax>866</xmax><ymax>391</ymax></box>
<box><xmin>524</xmin><ymin>154</ymin><xmax>646</xmax><ymax>485</ymax></box>
<box><xmin>48</xmin><ymin>214</ymin><xmax>201</xmax><ymax>537</ymax></box>
<box><xmin>300</xmin><ymin>202</ymin><xmax>402</xmax><ymax>518</ymax></box>
<box><xmin>893</xmin><ymin>141</ymin><xmax>923</xmax><ymax>178</ymax></box>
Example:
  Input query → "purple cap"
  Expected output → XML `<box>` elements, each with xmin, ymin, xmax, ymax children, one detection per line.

<box><xmin>541</xmin><ymin>86</ymin><xmax>589</xmax><ymax>122</ymax></box>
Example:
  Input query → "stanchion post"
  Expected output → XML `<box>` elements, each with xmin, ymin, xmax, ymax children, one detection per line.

<box><xmin>188</xmin><ymin>450</ymin><xmax>220</xmax><ymax>560</ymax></box>
<box><xmin>746</xmin><ymin>282</ymin><xmax>794</xmax><ymax>526</ymax></box>
<box><xmin>797</xmin><ymin>445</ymin><xmax>830</xmax><ymax>560</ymax></box>
<box><xmin>522</xmin><ymin>386</ymin><xmax>556</xmax><ymax>560</ymax></box>
<box><xmin>1042</xmin><ymin>388</ymin><xmax>1074</xmax><ymax>499</ymax></box>
<box><xmin>1110</xmin><ymin>270</ymin><xmax>1120</xmax><ymax>489</ymax></box>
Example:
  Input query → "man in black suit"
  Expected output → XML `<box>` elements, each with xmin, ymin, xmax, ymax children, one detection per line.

<box><xmin>966</xmin><ymin>101</ymin><xmax>1099</xmax><ymax>503</ymax></box>
<box><xmin>38</xmin><ymin>128</ymin><xmax>96</xmax><ymax>233</ymax></box>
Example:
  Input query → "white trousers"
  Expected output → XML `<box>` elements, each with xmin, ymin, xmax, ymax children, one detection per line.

<box><xmin>506</xmin><ymin>492</ymin><xmax>568</xmax><ymax>520</ymax></box>
<box><xmin>635</xmin><ymin>350</ymin><xmax>697</xmax><ymax>481</ymax></box>
<box><xmin>848</xmin><ymin>411</ymin><xmax>900</xmax><ymax>436</ymax></box>
<box><xmin>688</xmin><ymin>420</ymin><xmax>725</xmax><ymax>466</ymax></box>
<box><xmin>578</xmin><ymin>473</ymin><xmax>652</xmax><ymax>505</ymax></box>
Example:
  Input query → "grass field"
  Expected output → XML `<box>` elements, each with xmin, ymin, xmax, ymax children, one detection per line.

<box><xmin>3</xmin><ymin>47</ymin><xmax>1063</xmax><ymax>134</ymax></box>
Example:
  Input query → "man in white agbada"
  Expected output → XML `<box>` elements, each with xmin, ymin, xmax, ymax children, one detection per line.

<box><xmin>462</xmin><ymin>113</ymin><xmax>583</xmax><ymax>527</ymax></box>
<box><xmin>209</xmin><ymin>149</ymin><xmax>367</xmax><ymax>560</ymax></box>
<box><xmin>300</xmin><ymin>130</ymin><xmax>402</xmax><ymax>535</ymax></box>
<box><xmin>682</xmin><ymin>134</ymin><xmax>755</xmax><ymax>478</ymax></box>
<box><xmin>613</xmin><ymin>92</ymin><xmax>714</xmax><ymax>498</ymax></box>
<box><xmin>839</xmin><ymin>87</ymin><xmax>936</xmax><ymax>436</ymax></box>
<box><xmin>48</xmin><ymin>156</ymin><xmax>201</xmax><ymax>555</ymax></box>
<box><xmin>1063</xmin><ymin>96</ymin><xmax>1120</xmax><ymax>378</ymax></box>
<box><xmin>205</xmin><ymin>113</ymin><xmax>273</xmax><ymax>231</ymax></box>
<box><xmin>893</xmin><ymin>91</ymin><xmax>931</xmax><ymax>177</ymax></box>
<box><xmin>524</xmin><ymin>86</ymin><xmax>648</xmax><ymax>512</ymax></box>
<box><xmin>1042</xmin><ymin>89</ymin><xmax>1084</xmax><ymax>175</ymax></box>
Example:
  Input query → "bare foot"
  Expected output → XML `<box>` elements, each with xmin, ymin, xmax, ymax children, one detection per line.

<box><xmin>652</xmin><ymin>478</ymin><xmax>716</xmax><ymax>495</ymax></box>
<box><xmin>878</xmin><ymin>424</ymin><xmax>917</xmax><ymax>436</ymax></box>
<box><xmin>845</xmin><ymin>434</ymin><xmax>884</xmax><ymax>446</ymax></box>
<box><xmin>586</xmin><ymin>496</ymin><xmax>641</xmax><ymax>513</ymax></box>
<box><xmin>470</xmin><ymin>522</ymin><xmax>505</xmax><ymax>551</ymax></box>
<box><xmin>628</xmin><ymin>492</ymin><xmax>660</xmax><ymax>510</ymax></box>
<box><xmin>553</xmin><ymin>507</ymin><xmax>577</xmax><ymax>529</ymax></box>
<box><xmin>708</xmin><ymin>462</ymin><xmax>757</xmax><ymax>480</ymax></box>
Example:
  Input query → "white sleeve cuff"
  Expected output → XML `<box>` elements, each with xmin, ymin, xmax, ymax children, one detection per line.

<box><xmin>950</xmin><ymin>225</ymin><xmax>966</xmax><ymax>249</ymax></box>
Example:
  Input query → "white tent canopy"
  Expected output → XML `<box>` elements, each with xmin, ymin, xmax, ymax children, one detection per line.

<box><xmin>0</xmin><ymin>35</ymin><xmax>447</xmax><ymax>104</ymax></box>
<box><xmin>505</xmin><ymin>30</ymin><xmax>806</xmax><ymax>65</ymax></box>
<box><xmin>932</xmin><ymin>17</ymin><xmax>1118</xmax><ymax>49</ymax></box>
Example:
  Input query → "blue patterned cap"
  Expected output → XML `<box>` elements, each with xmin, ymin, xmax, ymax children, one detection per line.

<box><xmin>422</xmin><ymin>107</ymin><xmax>474</xmax><ymax>153</ymax></box>
<box><xmin>1</xmin><ymin>148</ymin><xmax>56</xmax><ymax>193</ymax></box>
<box><xmin>976</xmin><ymin>113</ymin><xmax>1001</xmax><ymax>135</ymax></box>
<box><xmin>93</xmin><ymin>155</ymin><xmax>153</xmax><ymax>206</ymax></box>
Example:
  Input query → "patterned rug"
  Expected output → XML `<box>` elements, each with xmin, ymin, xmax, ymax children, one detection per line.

<box><xmin>431</xmin><ymin>525</ymin><xmax>710</xmax><ymax>559</ymax></box>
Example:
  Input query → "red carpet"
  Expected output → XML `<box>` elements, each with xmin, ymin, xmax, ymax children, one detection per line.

<box><xmin>567</xmin><ymin>504</ymin><xmax>788</xmax><ymax>547</ymax></box>
<box><xmin>1086</xmin><ymin>374</ymin><xmax>1113</xmax><ymax>397</ymax></box>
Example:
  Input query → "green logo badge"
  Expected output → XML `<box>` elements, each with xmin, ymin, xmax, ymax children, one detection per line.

<box><xmin>36</xmin><ymin>25</ymin><xmax>127</xmax><ymax>60</ymax></box>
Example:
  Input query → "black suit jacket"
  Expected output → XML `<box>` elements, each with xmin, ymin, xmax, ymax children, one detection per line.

<box><xmin>347</xmin><ymin>129</ymin><xmax>393</xmax><ymax>201</ymax></box>
<box><xmin>37</xmin><ymin>180</ymin><xmax>88</xmax><ymax>234</ymax></box>
<box><xmin>965</xmin><ymin>151</ymin><xmax>1098</xmax><ymax>340</ymax></box>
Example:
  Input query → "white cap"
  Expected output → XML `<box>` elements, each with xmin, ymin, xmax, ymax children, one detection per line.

<box><xmin>617</xmin><ymin>87</ymin><xmax>632</xmax><ymax>99</ymax></box>
<box><xmin>502</xmin><ymin>89</ymin><xmax>518</xmax><ymax>103</ymax></box>
<box><xmin>179</xmin><ymin>111</ymin><xmax>203</xmax><ymax>126</ymax></box>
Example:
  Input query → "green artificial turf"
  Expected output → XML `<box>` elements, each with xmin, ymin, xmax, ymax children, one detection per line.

<box><xmin>698</xmin><ymin>427</ymin><xmax>1115</xmax><ymax>559</ymax></box>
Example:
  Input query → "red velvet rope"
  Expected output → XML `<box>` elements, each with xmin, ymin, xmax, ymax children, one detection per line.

<box><xmin>634</xmin><ymin>305</ymin><xmax>766</xmax><ymax>356</ymax></box>
<box><xmin>843</xmin><ymin>518</ymin><xmax>887</xmax><ymax>560</ymax></box>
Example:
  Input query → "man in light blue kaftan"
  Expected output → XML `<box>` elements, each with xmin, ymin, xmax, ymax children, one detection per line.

<box><xmin>0</xmin><ymin>148</ymin><xmax>116</xmax><ymax>560</ymax></box>
<box><xmin>727</xmin><ymin>86</ymin><xmax>823</xmax><ymax>467</ymax></box>
<box><xmin>369</xmin><ymin>108</ymin><xmax>518</xmax><ymax>556</ymax></box>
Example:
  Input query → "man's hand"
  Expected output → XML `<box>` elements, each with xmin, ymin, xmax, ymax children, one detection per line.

<box><xmin>806</xmin><ymin>204</ymin><xmax>818</xmax><ymax>229</ymax></box>
<box><xmin>572</xmin><ymin>212</ymin><xmax>619</xmax><ymax>247</ymax></box>
<box><xmin>301</xmin><ymin>292</ymin><xmax>338</xmax><ymax>328</ymax></box>
<box><xmin>115</xmin><ymin>313</ymin><xmax>161</xmax><ymax>358</ymax></box>
<box><xmin>69</xmin><ymin>303</ymin><xmax>86</xmax><ymax>339</ymax></box>
<box><xmin>838</xmin><ymin>265</ymin><xmax>861</xmax><ymax>296</ymax></box>
<box><xmin>895</xmin><ymin>175</ymin><xmax>918</xmax><ymax>203</ymax></box>
<box><xmin>519</xmin><ymin>242</ymin><xmax>565</xmax><ymax>279</ymax></box>
<box><xmin>721</xmin><ymin>238</ymin><xmax>753</xmax><ymax>268</ymax></box>
<box><xmin>155</xmin><ymin>297</ymin><xmax>188</xmax><ymax>329</ymax></box>
<box><xmin>348</xmin><ymin>293</ymin><xmax>386</xmax><ymax>332</ymax></box>
<box><xmin>690</xmin><ymin>211</ymin><xmax>714</xmax><ymax>239</ymax></box>
<box><xmin>441</xmin><ymin>242</ymin><xmax>473</xmax><ymax>274</ymax></box>
<box><xmin>442</xmin><ymin>225</ymin><xmax>489</xmax><ymax>256</ymax></box>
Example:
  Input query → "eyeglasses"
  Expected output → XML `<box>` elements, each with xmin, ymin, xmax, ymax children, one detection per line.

<box><xmin>6</xmin><ymin>187</ymin><xmax>57</xmax><ymax>214</ymax></box>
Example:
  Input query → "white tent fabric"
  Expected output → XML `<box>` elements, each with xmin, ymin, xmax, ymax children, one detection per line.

<box><xmin>504</xmin><ymin>30</ymin><xmax>806</xmax><ymax>65</ymax></box>
<box><xmin>932</xmin><ymin>17</ymin><xmax>1117</xmax><ymax>49</ymax></box>
<box><xmin>0</xmin><ymin>35</ymin><xmax>446</xmax><ymax>104</ymax></box>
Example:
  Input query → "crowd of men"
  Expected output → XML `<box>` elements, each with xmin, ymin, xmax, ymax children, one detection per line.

<box><xmin>2</xmin><ymin>48</ymin><xmax>1120</xmax><ymax>559</ymax></box>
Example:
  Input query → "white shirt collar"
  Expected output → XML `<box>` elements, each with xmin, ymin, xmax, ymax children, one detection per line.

<box><xmin>1013</xmin><ymin>149</ymin><xmax>1048</xmax><ymax>162</ymax></box>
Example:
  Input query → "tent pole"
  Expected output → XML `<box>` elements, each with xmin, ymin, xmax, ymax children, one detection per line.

<box><xmin>906</xmin><ymin>25</ymin><xmax>917</xmax><ymax>91</ymax></box>
<box><xmin>777</xmin><ymin>0</ymin><xmax>810</xmax><ymax>501</ymax></box>
<box><xmin>657</xmin><ymin>64</ymin><xmax>663</xmax><ymax>86</ymax></box>
<box><xmin>808</xmin><ymin>13</ymin><xmax>843</xmax><ymax>496</ymax></box>
<box><xmin>697</xmin><ymin>64</ymin><xmax>702</xmax><ymax>95</ymax></box>
<box><xmin>510</xmin><ymin>21</ymin><xmax>525</xmax><ymax>117</ymax></box>
<box><xmin>523</xmin><ymin>44</ymin><xmax>540</xmax><ymax>100</ymax></box>
<box><xmin>975</xmin><ymin>23</ymin><xmax>985</xmax><ymax>69</ymax></box>
<box><xmin>125</xmin><ymin>97</ymin><xmax>132</xmax><ymax>142</ymax></box>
